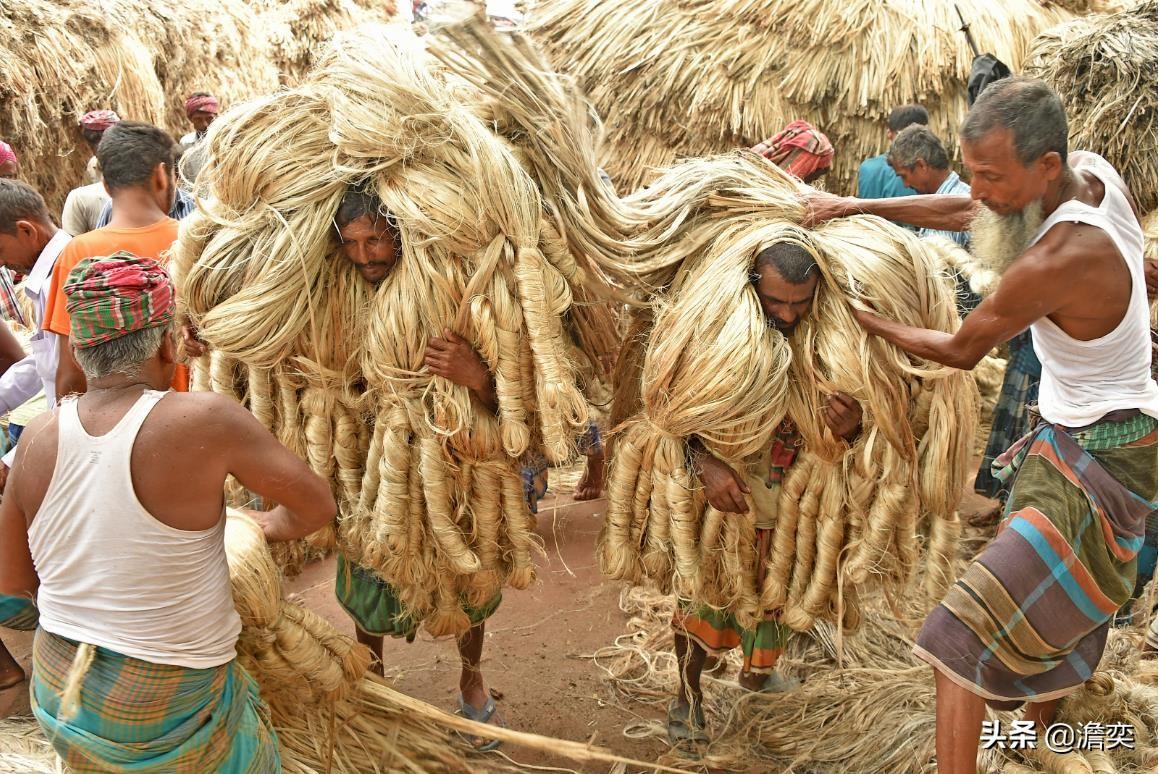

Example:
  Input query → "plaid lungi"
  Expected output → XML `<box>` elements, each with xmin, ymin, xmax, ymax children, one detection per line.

<box><xmin>916</xmin><ymin>412</ymin><xmax>1158</xmax><ymax>707</ymax></box>
<box><xmin>335</xmin><ymin>555</ymin><xmax>500</xmax><ymax>639</ymax></box>
<box><xmin>975</xmin><ymin>331</ymin><xmax>1042</xmax><ymax>500</ymax></box>
<box><xmin>30</xmin><ymin>629</ymin><xmax>279</xmax><ymax>773</ymax></box>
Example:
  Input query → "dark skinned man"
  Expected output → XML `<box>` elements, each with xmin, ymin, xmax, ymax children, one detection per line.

<box><xmin>669</xmin><ymin>241</ymin><xmax>863</xmax><ymax>743</ymax></box>
<box><xmin>806</xmin><ymin>76</ymin><xmax>1158</xmax><ymax>774</ymax></box>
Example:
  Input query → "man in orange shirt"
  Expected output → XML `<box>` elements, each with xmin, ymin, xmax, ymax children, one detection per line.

<box><xmin>45</xmin><ymin>121</ymin><xmax>187</xmax><ymax>397</ymax></box>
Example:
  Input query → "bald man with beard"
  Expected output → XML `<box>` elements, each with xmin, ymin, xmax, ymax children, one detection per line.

<box><xmin>806</xmin><ymin>77</ymin><xmax>1158</xmax><ymax>774</ymax></box>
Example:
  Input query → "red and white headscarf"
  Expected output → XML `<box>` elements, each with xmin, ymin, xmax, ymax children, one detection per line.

<box><xmin>80</xmin><ymin>109</ymin><xmax>121</xmax><ymax>132</ymax></box>
<box><xmin>184</xmin><ymin>94</ymin><xmax>220</xmax><ymax>118</ymax></box>
<box><xmin>752</xmin><ymin>120</ymin><xmax>835</xmax><ymax>181</ymax></box>
<box><xmin>0</xmin><ymin>141</ymin><xmax>16</xmax><ymax>166</ymax></box>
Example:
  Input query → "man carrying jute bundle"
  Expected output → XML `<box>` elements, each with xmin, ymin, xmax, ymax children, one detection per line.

<box><xmin>329</xmin><ymin>189</ymin><xmax>508</xmax><ymax>746</ymax></box>
<box><xmin>669</xmin><ymin>241</ymin><xmax>863</xmax><ymax>743</ymax></box>
<box><xmin>807</xmin><ymin>76</ymin><xmax>1158</xmax><ymax>773</ymax></box>
<box><xmin>0</xmin><ymin>252</ymin><xmax>336</xmax><ymax>770</ymax></box>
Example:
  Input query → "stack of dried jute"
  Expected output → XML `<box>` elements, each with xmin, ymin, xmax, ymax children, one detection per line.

<box><xmin>172</xmin><ymin>23</ymin><xmax>594</xmax><ymax>636</ymax></box>
<box><xmin>433</xmin><ymin>16</ymin><xmax>977</xmax><ymax>631</ymax></box>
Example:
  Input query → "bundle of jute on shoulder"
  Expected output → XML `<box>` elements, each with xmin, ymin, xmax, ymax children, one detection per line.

<box><xmin>173</xmin><ymin>22</ymin><xmax>596</xmax><ymax>636</ymax></box>
<box><xmin>602</xmin><ymin>213</ymin><xmax>976</xmax><ymax>632</ymax></box>
<box><xmin>525</xmin><ymin>0</ymin><xmax>1080</xmax><ymax>194</ymax></box>
<box><xmin>1027</xmin><ymin>0</ymin><xmax>1158</xmax><ymax>212</ymax></box>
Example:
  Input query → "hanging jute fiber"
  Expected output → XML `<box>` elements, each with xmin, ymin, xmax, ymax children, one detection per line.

<box><xmin>430</xmin><ymin>15</ymin><xmax>979</xmax><ymax>630</ymax></box>
<box><xmin>173</xmin><ymin>21</ymin><xmax>596</xmax><ymax>637</ymax></box>
<box><xmin>524</xmin><ymin>0</ymin><xmax>1084</xmax><ymax>194</ymax></box>
<box><xmin>1027</xmin><ymin>0</ymin><xmax>1158</xmax><ymax>212</ymax></box>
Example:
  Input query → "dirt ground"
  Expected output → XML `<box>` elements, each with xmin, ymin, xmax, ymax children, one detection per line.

<box><xmin>0</xmin><ymin>466</ymin><xmax>998</xmax><ymax>772</ymax></box>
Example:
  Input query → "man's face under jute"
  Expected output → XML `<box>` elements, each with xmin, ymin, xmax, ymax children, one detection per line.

<box><xmin>754</xmin><ymin>266</ymin><xmax>819</xmax><ymax>335</ymax></box>
<box><xmin>337</xmin><ymin>214</ymin><xmax>399</xmax><ymax>285</ymax></box>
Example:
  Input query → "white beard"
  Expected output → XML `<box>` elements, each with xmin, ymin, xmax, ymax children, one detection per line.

<box><xmin>966</xmin><ymin>200</ymin><xmax>1046</xmax><ymax>294</ymax></box>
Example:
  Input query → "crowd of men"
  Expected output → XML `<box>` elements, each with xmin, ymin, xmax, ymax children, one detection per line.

<box><xmin>0</xmin><ymin>72</ymin><xmax>1155</xmax><ymax>774</ymax></box>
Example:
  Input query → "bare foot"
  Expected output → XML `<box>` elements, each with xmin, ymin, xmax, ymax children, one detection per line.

<box><xmin>0</xmin><ymin>641</ymin><xmax>25</xmax><ymax>690</ymax></box>
<box><xmin>573</xmin><ymin>452</ymin><xmax>605</xmax><ymax>501</ymax></box>
<box><xmin>967</xmin><ymin>504</ymin><xmax>1003</xmax><ymax>528</ymax></box>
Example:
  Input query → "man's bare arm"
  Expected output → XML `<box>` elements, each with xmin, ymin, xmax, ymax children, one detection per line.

<box><xmin>0</xmin><ymin>322</ymin><xmax>26</xmax><ymax>375</ymax></box>
<box><xmin>217</xmin><ymin>400</ymin><xmax>337</xmax><ymax>542</ymax></box>
<box><xmin>804</xmin><ymin>192</ymin><xmax>978</xmax><ymax>232</ymax></box>
<box><xmin>55</xmin><ymin>337</ymin><xmax>87</xmax><ymax>398</ymax></box>
<box><xmin>0</xmin><ymin>441</ymin><xmax>39</xmax><ymax>599</ymax></box>
<box><xmin>855</xmin><ymin>241</ymin><xmax>1069</xmax><ymax>370</ymax></box>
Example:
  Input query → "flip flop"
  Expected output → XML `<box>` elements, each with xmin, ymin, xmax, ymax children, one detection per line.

<box><xmin>666</xmin><ymin>700</ymin><xmax>708</xmax><ymax>745</ymax></box>
<box><xmin>456</xmin><ymin>693</ymin><xmax>505</xmax><ymax>753</ymax></box>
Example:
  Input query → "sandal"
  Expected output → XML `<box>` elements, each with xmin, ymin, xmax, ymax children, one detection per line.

<box><xmin>456</xmin><ymin>693</ymin><xmax>505</xmax><ymax>752</ymax></box>
<box><xmin>666</xmin><ymin>699</ymin><xmax>709</xmax><ymax>745</ymax></box>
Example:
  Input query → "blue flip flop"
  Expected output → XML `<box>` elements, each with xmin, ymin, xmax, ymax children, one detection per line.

<box><xmin>456</xmin><ymin>693</ymin><xmax>505</xmax><ymax>752</ymax></box>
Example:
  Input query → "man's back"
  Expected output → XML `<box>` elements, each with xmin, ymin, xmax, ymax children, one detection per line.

<box><xmin>16</xmin><ymin>388</ymin><xmax>247</xmax><ymax>667</ymax></box>
<box><xmin>857</xmin><ymin>154</ymin><xmax>917</xmax><ymax>199</ymax></box>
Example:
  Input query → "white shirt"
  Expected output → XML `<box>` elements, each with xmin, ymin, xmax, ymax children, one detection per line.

<box><xmin>0</xmin><ymin>230</ymin><xmax>71</xmax><ymax>465</ymax></box>
<box><xmin>1027</xmin><ymin>154</ymin><xmax>1158</xmax><ymax>426</ymax></box>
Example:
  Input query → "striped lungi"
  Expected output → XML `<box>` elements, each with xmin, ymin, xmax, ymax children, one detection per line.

<box><xmin>974</xmin><ymin>331</ymin><xmax>1042</xmax><ymax>500</ymax></box>
<box><xmin>30</xmin><ymin>629</ymin><xmax>279</xmax><ymax>773</ymax></box>
<box><xmin>916</xmin><ymin>411</ymin><xmax>1158</xmax><ymax>707</ymax></box>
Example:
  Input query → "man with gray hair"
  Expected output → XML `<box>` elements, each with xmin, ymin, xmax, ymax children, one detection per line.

<box><xmin>0</xmin><ymin>251</ymin><xmax>336</xmax><ymax>770</ymax></box>
<box><xmin>886</xmin><ymin>125</ymin><xmax>971</xmax><ymax>248</ymax></box>
<box><xmin>807</xmin><ymin>76</ymin><xmax>1158</xmax><ymax>773</ymax></box>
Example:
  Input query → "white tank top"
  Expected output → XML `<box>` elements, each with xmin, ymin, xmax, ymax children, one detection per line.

<box><xmin>1026</xmin><ymin>154</ymin><xmax>1158</xmax><ymax>427</ymax></box>
<box><xmin>29</xmin><ymin>390</ymin><xmax>241</xmax><ymax>668</ymax></box>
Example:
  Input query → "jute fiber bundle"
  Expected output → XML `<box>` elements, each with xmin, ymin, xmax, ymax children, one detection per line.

<box><xmin>526</xmin><ymin>0</ymin><xmax>1078</xmax><ymax>194</ymax></box>
<box><xmin>0</xmin><ymin>0</ymin><xmax>280</xmax><ymax>210</ymax></box>
<box><xmin>602</xmin><ymin>213</ymin><xmax>977</xmax><ymax>632</ymax></box>
<box><xmin>595</xmin><ymin>586</ymin><xmax>1158</xmax><ymax>773</ymax></box>
<box><xmin>174</xmin><ymin>23</ymin><xmax>593</xmax><ymax>636</ymax></box>
<box><xmin>1027</xmin><ymin>0</ymin><xmax>1158</xmax><ymax>212</ymax></box>
<box><xmin>252</xmin><ymin>0</ymin><xmax>399</xmax><ymax>85</ymax></box>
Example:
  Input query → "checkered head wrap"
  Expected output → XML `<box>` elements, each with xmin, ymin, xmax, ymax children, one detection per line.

<box><xmin>64</xmin><ymin>252</ymin><xmax>175</xmax><ymax>349</ymax></box>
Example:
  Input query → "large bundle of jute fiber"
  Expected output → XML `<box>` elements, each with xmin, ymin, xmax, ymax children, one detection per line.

<box><xmin>1027</xmin><ymin>0</ymin><xmax>1158</xmax><ymax>212</ymax></box>
<box><xmin>525</xmin><ymin>0</ymin><xmax>1079</xmax><ymax>194</ymax></box>
<box><xmin>252</xmin><ymin>0</ymin><xmax>399</xmax><ymax>84</ymax></box>
<box><xmin>173</xmin><ymin>22</ymin><xmax>595</xmax><ymax>637</ymax></box>
<box><xmin>0</xmin><ymin>0</ymin><xmax>281</xmax><ymax>210</ymax></box>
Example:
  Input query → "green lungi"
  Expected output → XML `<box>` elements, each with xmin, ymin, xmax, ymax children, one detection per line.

<box><xmin>916</xmin><ymin>412</ymin><xmax>1158</xmax><ymax>707</ymax></box>
<box><xmin>30</xmin><ymin>628</ymin><xmax>279</xmax><ymax>773</ymax></box>
<box><xmin>335</xmin><ymin>555</ymin><xmax>501</xmax><ymax>639</ymax></box>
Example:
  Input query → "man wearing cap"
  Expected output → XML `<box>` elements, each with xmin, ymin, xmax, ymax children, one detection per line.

<box><xmin>0</xmin><ymin>142</ymin><xmax>18</xmax><ymax>180</ymax></box>
<box><xmin>750</xmin><ymin>120</ymin><xmax>835</xmax><ymax>185</ymax></box>
<box><xmin>0</xmin><ymin>252</ymin><xmax>336</xmax><ymax>770</ymax></box>
<box><xmin>179</xmin><ymin>92</ymin><xmax>219</xmax><ymax>187</ymax></box>
<box><xmin>61</xmin><ymin>110</ymin><xmax>121</xmax><ymax>235</ymax></box>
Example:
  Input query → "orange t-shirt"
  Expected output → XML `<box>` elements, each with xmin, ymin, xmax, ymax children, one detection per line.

<box><xmin>46</xmin><ymin>218</ymin><xmax>189</xmax><ymax>391</ymax></box>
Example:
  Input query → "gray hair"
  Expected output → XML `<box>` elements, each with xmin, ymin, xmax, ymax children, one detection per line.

<box><xmin>960</xmin><ymin>76</ymin><xmax>1068</xmax><ymax>165</ymax></box>
<box><xmin>73</xmin><ymin>324</ymin><xmax>170</xmax><ymax>380</ymax></box>
<box><xmin>887</xmin><ymin>125</ymin><xmax>950</xmax><ymax>171</ymax></box>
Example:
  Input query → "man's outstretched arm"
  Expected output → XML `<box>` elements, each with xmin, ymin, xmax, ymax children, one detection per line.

<box><xmin>853</xmin><ymin>239</ymin><xmax>1070</xmax><ymax>370</ymax></box>
<box><xmin>804</xmin><ymin>191</ymin><xmax>979</xmax><ymax>233</ymax></box>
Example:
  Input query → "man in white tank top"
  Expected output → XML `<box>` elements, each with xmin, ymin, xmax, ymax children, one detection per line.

<box><xmin>0</xmin><ymin>253</ymin><xmax>337</xmax><ymax>771</ymax></box>
<box><xmin>806</xmin><ymin>77</ymin><xmax>1158</xmax><ymax>773</ymax></box>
